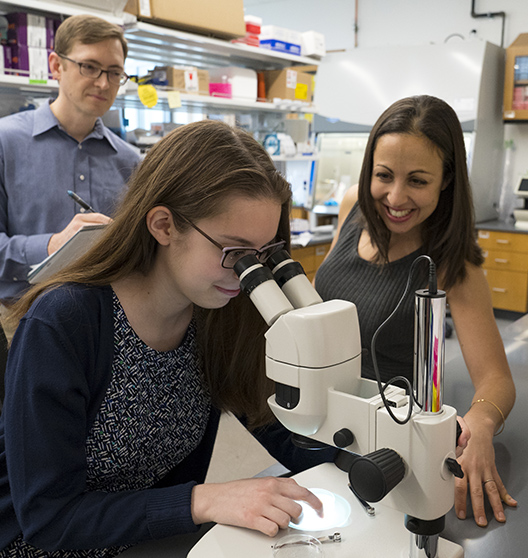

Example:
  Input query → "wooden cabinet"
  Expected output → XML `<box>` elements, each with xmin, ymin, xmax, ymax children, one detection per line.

<box><xmin>291</xmin><ymin>242</ymin><xmax>331</xmax><ymax>282</ymax></box>
<box><xmin>478</xmin><ymin>229</ymin><xmax>528</xmax><ymax>312</ymax></box>
<box><xmin>503</xmin><ymin>33</ymin><xmax>528</xmax><ymax>122</ymax></box>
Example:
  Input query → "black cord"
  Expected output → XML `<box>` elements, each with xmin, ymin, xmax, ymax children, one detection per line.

<box><xmin>370</xmin><ymin>255</ymin><xmax>437</xmax><ymax>425</ymax></box>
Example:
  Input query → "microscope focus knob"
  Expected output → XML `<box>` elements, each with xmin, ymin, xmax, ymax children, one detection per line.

<box><xmin>348</xmin><ymin>447</ymin><xmax>405</xmax><ymax>503</ymax></box>
<box><xmin>333</xmin><ymin>428</ymin><xmax>355</xmax><ymax>448</ymax></box>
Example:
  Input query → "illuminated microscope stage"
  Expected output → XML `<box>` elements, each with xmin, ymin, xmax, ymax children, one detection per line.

<box><xmin>188</xmin><ymin>463</ymin><xmax>463</xmax><ymax>558</ymax></box>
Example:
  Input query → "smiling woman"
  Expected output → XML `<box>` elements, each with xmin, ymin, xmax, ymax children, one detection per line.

<box><xmin>315</xmin><ymin>94</ymin><xmax>516</xmax><ymax>530</ymax></box>
<box><xmin>368</xmin><ymin>132</ymin><xmax>446</xmax><ymax>257</ymax></box>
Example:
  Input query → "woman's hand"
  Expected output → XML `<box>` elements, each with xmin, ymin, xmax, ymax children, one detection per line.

<box><xmin>191</xmin><ymin>477</ymin><xmax>323</xmax><ymax>536</ymax></box>
<box><xmin>455</xmin><ymin>416</ymin><xmax>470</xmax><ymax>458</ymax></box>
<box><xmin>454</xmin><ymin>419</ymin><xmax>517</xmax><ymax>527</ymax></box>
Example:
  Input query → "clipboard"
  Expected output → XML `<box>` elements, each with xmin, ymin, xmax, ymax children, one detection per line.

<box><xmin>28</xmin><ymin>224</ymin><xmax>107</xmax><ymax>284</ymax></box>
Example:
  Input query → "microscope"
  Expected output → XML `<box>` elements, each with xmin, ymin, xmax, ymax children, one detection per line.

<box><xmin>234</xmin><ymin>251</ymin><xmax>464</xmax><ymax>558</ymax></box>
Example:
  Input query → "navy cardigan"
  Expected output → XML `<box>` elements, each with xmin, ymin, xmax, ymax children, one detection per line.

<box><xmin>0</xmin><ymin>284</ymin><xmax>335</xmax><ymax>552</ymax></box>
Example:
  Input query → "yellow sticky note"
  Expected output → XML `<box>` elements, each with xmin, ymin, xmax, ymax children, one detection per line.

<box><xmin>295</xmin><ymin>83</ymin><xmax>308</xmax><ymax>101</ymax></box>
<box><xmin>167</xmin><ymin>90</ymin><xmax>182</xmax><ymax>109</ymax></box>
<box><xmin>138</xmin><ymin>84</ymin><xmax>158</xmax><ymax>108</ymax></box>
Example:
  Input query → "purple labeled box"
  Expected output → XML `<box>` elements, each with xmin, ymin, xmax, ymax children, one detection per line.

<box><xmin>10</xmin><ymin>44</ymin><xmax>50</xmax><ymax>80</ymax></box>
<box><xmin>7</xmin><ymin>13</ymin><xmax>54</xmax><ymax>48</ymax></box>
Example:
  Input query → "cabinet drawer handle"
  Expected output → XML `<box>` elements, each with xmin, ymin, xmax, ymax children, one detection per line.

<box><xmin>496</xmin><ymin>239</ymin><xmax>510</xmax><ymax>245</ymax></box>
<box><xmin>492</xmin><ymin>287</ymin><xmax>507</xmax><ymax>293</ymax></box>
<box><xmin>315</xmin><ymin>247</ymin><xmax>327</xmax><ymax>256</ymax></box>
<box><xmin>494</xmin><ymin>258</ymin><xmax>509</xmax><ymax>264</ymax></box>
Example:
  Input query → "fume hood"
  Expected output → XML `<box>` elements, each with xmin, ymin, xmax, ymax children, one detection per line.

<box><xmin>312</xmin><ymin>40</ymin><xmax>505</xmax><ymax>223</ymax></box>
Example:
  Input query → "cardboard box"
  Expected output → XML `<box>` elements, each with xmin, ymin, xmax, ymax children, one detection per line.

<box><xmin>263</xmin><ymin>68</ymin><xmax>313</xmax><ymax>103</ymax></box>
<box><xmin>150</xmin><ymin>65</ymin><xmax>209</xmax><ymax>96</ymax></box>
<box><xmin>125</xmin><ymin>0</ymin><xmax>245</xmax><ymax>40</ymax></box>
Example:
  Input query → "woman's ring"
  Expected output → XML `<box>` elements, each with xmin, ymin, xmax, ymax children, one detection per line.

<box><xmin>483</xmin><ymin>479</ymin><xmax>495</xmax><ymax>485</ymax></box>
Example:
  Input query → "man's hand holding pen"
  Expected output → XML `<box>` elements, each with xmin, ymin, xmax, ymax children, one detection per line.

<box><xmin>46</xmin><ymin>192</ymin><xmax>112</xmax><ymax>256</ymax></box>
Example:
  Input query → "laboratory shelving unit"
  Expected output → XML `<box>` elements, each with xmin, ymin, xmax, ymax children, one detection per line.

<box><xmin>0</xmin><ymin>0</ymin><xmax>320</xmax><ymax>117</ymax></box>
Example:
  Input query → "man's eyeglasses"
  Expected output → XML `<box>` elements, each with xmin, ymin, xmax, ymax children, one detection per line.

<box><xmin>56</xmin><ymin>53</ymin><xmax>129</xmax><ymax>86</ymax></box>
<box><xmin>175</xmin><ymin>213</ymin><xmax>285</xmax><ymax>269</ymax></box>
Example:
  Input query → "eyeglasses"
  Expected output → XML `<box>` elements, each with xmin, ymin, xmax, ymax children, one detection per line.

<box><xmin>56</xmin><ymin>53</ymin><xmax>129</xmax><ymax>86</ymax></box>
<box><xmin>176</xmin><ymin>213</ymin><xmax>286</xmax><ymax>269</ymax></box>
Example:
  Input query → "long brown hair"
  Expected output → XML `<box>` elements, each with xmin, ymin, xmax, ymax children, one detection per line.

<box><xmin>10</xmin><ymin>120</ymin><xmax>291</xmax><ymax>427</ymax></box>
<box><xmin>357</xmin><ymin>95</ymin><xmax>483</xmax><ymax>290</ymax></box>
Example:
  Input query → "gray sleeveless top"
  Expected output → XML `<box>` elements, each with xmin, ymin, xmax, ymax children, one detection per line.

<box><xmin>315</xmin><ymin>204</ymin><xmax>428</xmax><ymax>383</ymax></box>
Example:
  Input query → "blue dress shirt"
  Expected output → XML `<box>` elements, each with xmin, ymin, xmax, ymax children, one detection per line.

<box><xmin>0</xmin><ymin>101</ymin><xmax>141</xmax><ymax>301</ymax></box>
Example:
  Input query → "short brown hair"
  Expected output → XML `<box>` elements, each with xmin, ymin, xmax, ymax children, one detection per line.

<box><xmin>54</xmin><ymin>14</ymin><xmax>128</xmax><ymax>59</ymax></box>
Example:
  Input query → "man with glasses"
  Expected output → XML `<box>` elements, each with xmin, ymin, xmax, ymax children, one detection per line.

<box><xmin>0</xmin><ymin>14</ymin><xmax>140</xmax><ymax>308</ymax></box>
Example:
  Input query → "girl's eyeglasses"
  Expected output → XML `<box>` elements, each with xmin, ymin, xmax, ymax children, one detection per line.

<box><xmin>175</xmin><ymin>213</ymin><xmax>285</xmax><ymax>269</ymax></box>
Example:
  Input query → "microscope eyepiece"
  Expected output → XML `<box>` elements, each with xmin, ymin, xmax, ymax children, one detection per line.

<box><xmin>235</xmin><ymin>255</ymin><xmax>276</xmax><ymax>297</ymax></box>
<box><xmin>234</xmin><ymin>254</ymin><xmax>293</xmax><ymax>326</ymax></box>
<box><xmin>266</xmin><ymin>250</ymin><xmax>323</xmax><ymax>309</ymax></box>
<box><xmin>233</xmin><ymin>254</ymin><xmax>260</xmax><ymax>278</ymax></box>
<box><xmin>265</xmin><ymin>249</ymin><xmax>291</xmax><ymax>269</ymax></box>
<box><xmin>266</xmin><ymin>249</ymin><xmax>306</xmax><ymax>290</ymax></box>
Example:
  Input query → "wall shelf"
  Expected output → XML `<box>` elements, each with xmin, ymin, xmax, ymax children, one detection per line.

<box><xmin>114</xmin><ymin>83</ymin><xmax>316</xmax><ymax>114</ymax></box>
<box><xmin>0</xmin><ymin>0</ymin><xmax>134</xmax><ymax>24</ymax></box>
<box><xmin>124</xmin><ymin>22</ymin><xmax>319</xmax><ymax>72</ymax></box>
<box><xmin>0</xmin><ymin>2</ymin><xmax>321</xmax><ymax>122</ymax></box>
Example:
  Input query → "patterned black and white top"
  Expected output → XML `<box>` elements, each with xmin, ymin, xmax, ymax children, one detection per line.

<box><xmin>1</xmin><ymin>292</ymin><xmax>210</xmax><ymax>558</ymax></box>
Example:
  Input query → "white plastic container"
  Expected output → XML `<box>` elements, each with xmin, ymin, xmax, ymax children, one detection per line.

<box><xmin>260</xmin><ymin>25</ymin><xmax>302</xmax><ymax>56</ymax></box>
<box><xmin>301</xmin><ymin>31</ymin><xmax>326</xmax><ymax>58</ymax></box>
<box><xmin>208</xmin><ymin>67</ymin><xmax>257</xmax><ymax>102</ymax></box>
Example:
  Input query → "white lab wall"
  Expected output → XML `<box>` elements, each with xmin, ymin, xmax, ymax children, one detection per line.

<box><xmin>245</xmin><ymin>0</ymin><xmax>528</xmax><ymax>211</ymax></box>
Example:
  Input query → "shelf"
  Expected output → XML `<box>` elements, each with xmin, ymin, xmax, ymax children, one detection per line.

<box><xmin>0</xmin><ymin>0</ymin><xmax>135</xmax><ymax>24</ymax></box>
<box><xmin>271</xmin><ymin>155</ymin><xmax>317</xmax><ymax>162</ymax></box>
<box><xmin>124</xmin><ymin>22</ymin><xmax>319</xmax><ymax>71</ymax></box>
<box><xmin>114</xmin><ymin>84</ymin><xmax>317</xmax><ymax>114</ymax></box>
<box><xmin>0</xmin><ymin>2</ymin><xmax>320</xmax><ymax>120</ymax></box>
<box><xmin>0</xmin><ymin>73</ymin><xmax>58</xmax><ymax>95</ymax></box>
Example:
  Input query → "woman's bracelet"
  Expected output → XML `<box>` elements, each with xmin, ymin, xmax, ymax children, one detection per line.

<box><xmin>470</xmin><ymin>398</ymin><xmax>506</xmax><ymax>435</ymax></box>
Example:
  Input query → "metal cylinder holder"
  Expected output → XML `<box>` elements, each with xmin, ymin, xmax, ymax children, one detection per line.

<box><xmin>413</xmin><ymin>289</ymin><xmax>447</xmax><ymax>413</ymax></box>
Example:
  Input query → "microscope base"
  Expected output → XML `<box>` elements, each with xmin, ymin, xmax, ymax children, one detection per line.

<box><xmin>188</xmin><ymin>463</ymin><xmax>464</xmax><ymax>558</ymax></box>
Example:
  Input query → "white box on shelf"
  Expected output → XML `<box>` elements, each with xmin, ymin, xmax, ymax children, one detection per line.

<box><xmin>260</xmin><ymin>25</ymin><xmax>302</xmax><ymax>56</ymax></box>
<box><xmin>208</xmin><ymin>67</ymin><xmax>257</xmax><ymax>102</ymax></box>
<box><xmin>302</xmin><ymin>30</ymin><xmax>326</xmax><ymax>58</ymax></box>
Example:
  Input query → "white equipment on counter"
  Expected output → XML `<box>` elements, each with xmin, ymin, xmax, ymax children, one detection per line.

<box><xmin>513</xmin><ymin>177</ymin><xmax>528</xmax><ymax>230</ymax></box>
<box><xmin>233</xmin><ymin>250</ymin><xmax>464</xmax><ymax>558</ymax></box>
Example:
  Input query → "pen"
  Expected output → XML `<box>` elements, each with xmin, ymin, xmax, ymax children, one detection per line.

<box><xmin>67</xmin><ymin>190</ymin><xmax>95</xmax><ymax>213</ymax></box>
